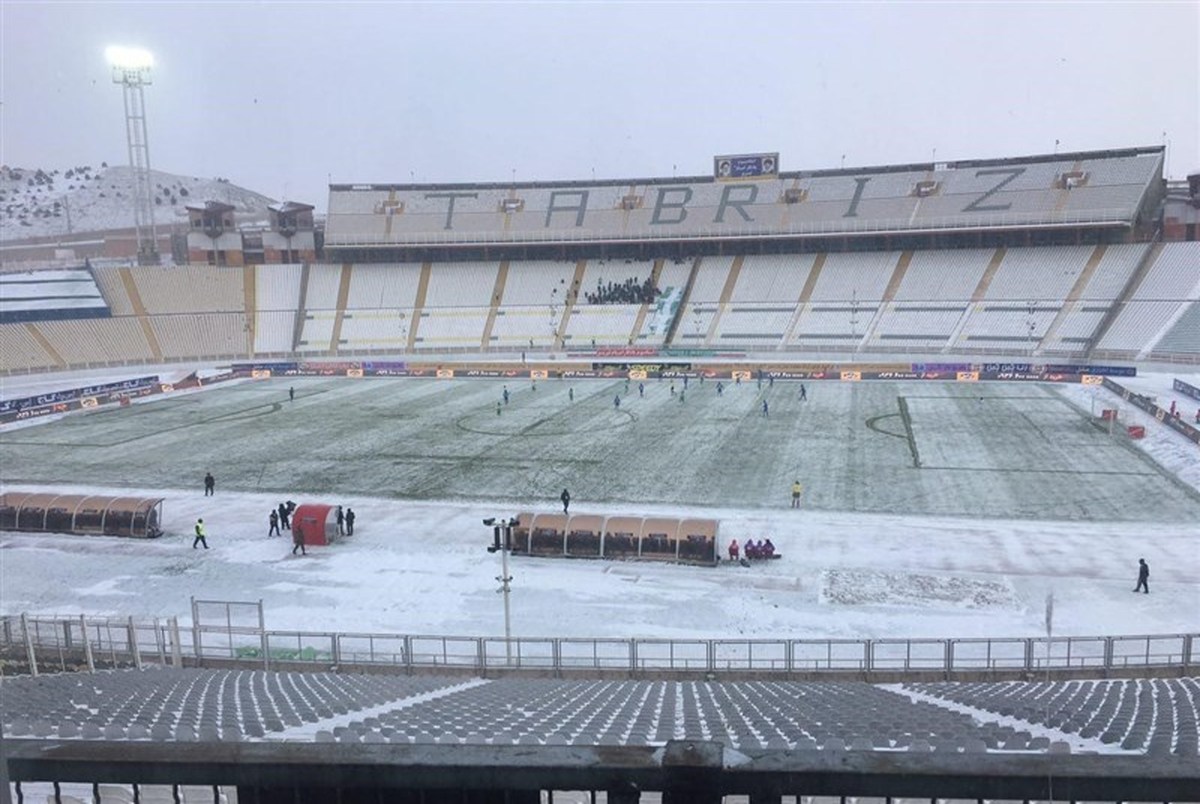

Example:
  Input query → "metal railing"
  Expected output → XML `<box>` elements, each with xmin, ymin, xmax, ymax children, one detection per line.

<box><xmin>2</xmin><ymin>612</ymin><xmax>1193</xmax><ymax>678</ymax></box>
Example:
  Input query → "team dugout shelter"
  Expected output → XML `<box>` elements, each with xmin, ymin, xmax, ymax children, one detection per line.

<box><xmin>0</xmin><ymin>492</ymin><xmax>164</xmax><ymax>539</ymax></box>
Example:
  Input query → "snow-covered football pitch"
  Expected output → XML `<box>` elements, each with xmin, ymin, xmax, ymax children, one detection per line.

<box><xmin>1</xmin><ymin>373</ymin><xmax>1198</xmax><ymax>642</ymax></box>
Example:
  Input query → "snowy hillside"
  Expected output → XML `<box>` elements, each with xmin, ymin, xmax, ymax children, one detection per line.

<box><xmin>0</xmin><ymin>163</ymin><xmax>277</xmax><ymax>241</ymax></box>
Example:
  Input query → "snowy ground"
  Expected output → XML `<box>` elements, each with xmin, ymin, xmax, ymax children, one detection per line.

<box><xmin>1</xmin><ymin>369</ymin><xmax>1198</xmax><ymax>643</ymax></box>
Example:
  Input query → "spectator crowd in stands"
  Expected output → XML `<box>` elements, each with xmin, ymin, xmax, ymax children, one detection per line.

<box><xmin>585</xmin><ymin>276</ymin><xmax>661</xmax><ymax>305</ymax></box>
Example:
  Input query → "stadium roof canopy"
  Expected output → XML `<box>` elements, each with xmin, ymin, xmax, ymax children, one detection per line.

<box><xmin>324</xmin><ymin>147</ymin><xmax>1163</xmax><ymax>256</ymax></box>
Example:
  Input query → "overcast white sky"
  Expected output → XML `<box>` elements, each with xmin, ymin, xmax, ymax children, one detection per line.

<box><xmin>2</xmin><ymin>2</ymin><xmax>1197</xmax><ymax>210</ymax></box>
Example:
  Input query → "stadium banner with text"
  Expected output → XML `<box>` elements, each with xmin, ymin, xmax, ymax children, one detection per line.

<box><xmin>594</xmin><ymin>347</ymin><xmax>659</xmax><ymax>359</ymax></box>
<box><xmin>562</xmin><ymin>369</ymin><xmax>625</xmax><ymax>379</ymax></box>
<box><xmin>362</xmin><ymin>361</ymin><xmax>407</xmax><ymax>374</ymax></box>
<box><xmin>714</xmin><ymin>152</ymin><xmax>779</xmax><ymax>180</ymax></box>
<box><xmin>1174</xmin><ymin>378</ymin><xmax>1200</xmax><ymax>402</ymax></box>
<box><xmin>913</xmin><ymin>362</ymin><xmax>1135</xmax><ymax>377</ymax></box>
<box><xmin>0</xmin><ymin>375</ymin><xmax>159</xmax><ymax>417</ymax></box>
<box><xmin>593</xmin><ymin>362</ymin><xmax>692</xmax><ymax>373</ymax></box>
<box><xmin>0</xmin><ymin>373</ymin><xmax>244</xmax><ymax>426</ymax></box>
<box><xmin>1102</xmin><ymin>377</ymin><xmax>1200</xmax><ymax>446</ymax></box>
<box><xmin>232</xmin><ymin>362</ymin><xmax>299</xmax><ymax>375</ymax></box>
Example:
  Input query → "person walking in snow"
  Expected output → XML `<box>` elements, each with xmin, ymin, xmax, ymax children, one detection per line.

<box><xmin>345</xmin><ymin>508</ymin><xmax>356</xmax><ymax>536</ymax></box>
<box><xmin>278</xmin><ymin>503</ymin><xmax>291</xmax><ymax>531</ymax></box>
<box><xmin>204</xmin><ymin>472</ymin><xmax>215</xmax><ymax>496</ymax></box>
<box><xmin>193</xmin><ymin>518</ymin><xmax>209</xmax><ymax>550</ymax></box>
<box><xmin>638</xmin><ymin>382</ymin><xmax>645</xmax><ymax>398</ymax></box>
<box><xmin>292</xmin><ymin>526</ymin><xmax>306</xmax><ymax>556</ymax></box>
<box><xmin>268</xmin><ymin>509</ymin><xmax>280</xmax><ymax>537</ymax></box>
<box><xmin>561</xmin><ymin>488</ymin><xmax>571</xmax><ymax>515</ymax></box>
<box><xmin>799</xmin><ymin>383</ymin><xmax>807</xmax><ymax>401</ymax></box>
<box><xmin>289</xmin><ymin>387</ymin><xmax>295</xmax><ymax>402</ymax></box>
<box><xmin>761</xmin><ymin>399</ymin><xmax>769</xmax><ymax>417</ymax></box>
<box><xmin>1134</xmin><ymin>558</ymin><xmax>1149</xmax><ymax>594</ymax></box>
<box><xmin>791</xmin><ymin>480</ymin><xmax>804</xmax><ymax>509</ymax></box>
<box><xmin>613</xmin><ymin>394</ymin><xmax>621</xmax><ymax>410</ymax></box>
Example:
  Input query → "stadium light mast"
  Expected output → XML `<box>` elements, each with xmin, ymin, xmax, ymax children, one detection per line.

<box><xmin>107</xmin><ymin>46</ymin><xmax>159</xmax><ymax>266</ymax></box>
<box><xmin>485</xmin><ymin>517</ymin><xmax>516</xmax><ymax>665</ymax></box>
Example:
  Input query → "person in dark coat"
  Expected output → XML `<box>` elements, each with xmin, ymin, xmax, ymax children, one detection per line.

<box><xmin>1134</xmin><ymin>558</ymin><xmax>1149</xmax><ymax>594</ymax></box>
<box><xmin>289</xmin><ymin>387</ymin><xmax>295</xmax><ymax>402</ymax></box>
<box><xmin>204</xmin><ymin>472</ymin><xmax>215</xmax><ymax>496</ymax></box>
<box><xmin>336</xmin><ymin>506</ymin><xmax>345</xmax><ymax>536</ymax></box>
<box><xmin>268</xmin><ymin>509</ymin><xmax>280</xmax><ymax>537</ymax></box>
<box><xmin>345</xmin><ymin>508</ymin><xmax>356</xmax><ymax>536</ymax></box>
<box><xmin>278</xmin><ymin>503</ymin><xmax>291</xmax><ymax>530</ymax></box>
<box><xmin>561</xmin><ymin>488</ymin><xmax>571</xmax><ymax>514</ymax></box>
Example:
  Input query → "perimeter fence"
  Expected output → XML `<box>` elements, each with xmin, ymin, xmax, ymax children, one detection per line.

<box><xmin>1</xmin><ymin>600</ymin><xmax>1194</xmax><ymax>679</ymax></box>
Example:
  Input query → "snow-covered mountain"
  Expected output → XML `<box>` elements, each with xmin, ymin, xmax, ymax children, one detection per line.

<box><xmin>0</xmin><ymin>164</ymin><xmax>277</xmax><ymax>242</ymax></box>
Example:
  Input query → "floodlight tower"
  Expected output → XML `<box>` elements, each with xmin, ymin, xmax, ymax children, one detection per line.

<box><xmin>107</xmin><ymin>46</ymin><xmax>159</xmax><ymax>265</ymax></box>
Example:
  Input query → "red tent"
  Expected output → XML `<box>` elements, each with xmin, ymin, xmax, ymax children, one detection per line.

<box><xmin>292</xmin><ymin>504</ymin><xmax>338</xmax><ymax>547</ymax></box>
